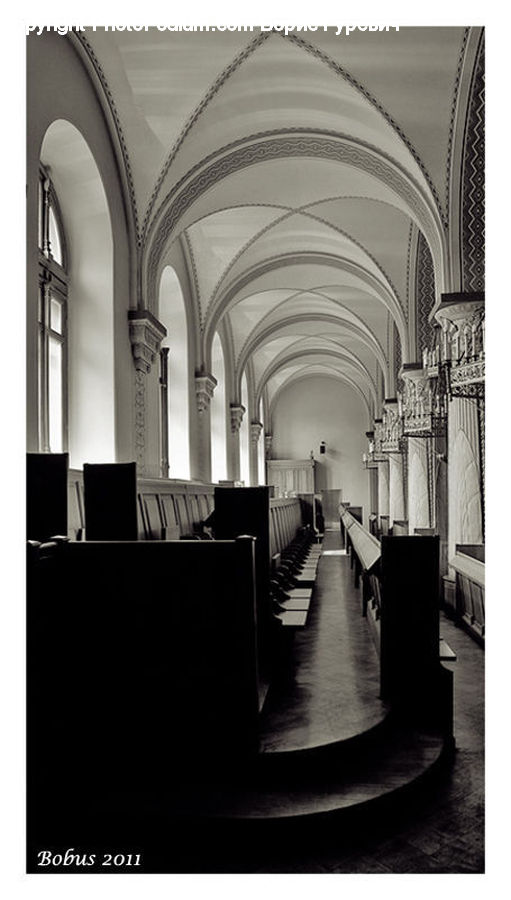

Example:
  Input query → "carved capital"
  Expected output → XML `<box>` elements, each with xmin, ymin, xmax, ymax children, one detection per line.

<box><xmin>250</xmin><ymin>421</ymin><xmax>263</xmax><ymax>445</ymax></box>
<box><xmin>434</xmin><ymin>292</ymin><xmax>485</xmax><ymax>329</ymax></box>
<box><xmin>230</xmin><ymin>404</ymin><xmax>245</xmax><ymax>433</ymax></box>
<box><xmin>128</xmin><ymin>310</ymin><xmax>167</xmax><ymax>374</ymax></box>
<box><xmin>195</xmin><ymin>373</ymin><xmax>217</xmax><ymax>413</ymax></box>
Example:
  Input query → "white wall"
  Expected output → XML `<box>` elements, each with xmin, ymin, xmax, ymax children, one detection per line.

<box><xmin>272</xmin><ymin>376</ymin><xmax>369</xmax><ymax>523</ymax></box>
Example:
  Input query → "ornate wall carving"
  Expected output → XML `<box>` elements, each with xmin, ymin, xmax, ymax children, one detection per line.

<box><xmin>415</xmin><ymin>232</ymin><xmax>436</xmax><ymax>357</ymax></box>
<box><xmin>462</xmin><ymin>37</ymin><xmax>485</xmax><ymax>292</ymax></box>
<box><xmin>134</xmin><ymin>369</ymin><xmax>146</xmax><ymax>474</ymax></box>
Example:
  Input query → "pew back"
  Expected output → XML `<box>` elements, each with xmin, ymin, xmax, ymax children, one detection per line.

<box><xmin>27</xmin><ymin>453</ymin><xmax>68</xmax><ymax>541</ymax></box>
<box><xmin>27</xmin><ymin>536</ymin><xmax>259</xmax><ymax>794</ymax></box>
<box><xmin>68</xmin><ymin>468</ymin><xmax>214</xmax><ymax>541</ymax></box>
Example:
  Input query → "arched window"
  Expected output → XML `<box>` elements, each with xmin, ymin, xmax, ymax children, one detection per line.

<box><xmin>38</xmin><ymin>167</ymin><xmax>68</xmax><ymax>452</ymax></box>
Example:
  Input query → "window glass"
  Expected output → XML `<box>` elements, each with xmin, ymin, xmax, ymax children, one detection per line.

<box><xmin>48</xmin><ymin>205</ymin><xmax>63</xmax><ymax>265</ymax></box>
<box><xmin>48</xmin><ymin>336</ymin><xmax>63</xmax><ymax>452</ymax></box>
<box><xmin>50</xmin><ymin>295</ymin><xmax>62</xmax><ymax>334</ymax></box>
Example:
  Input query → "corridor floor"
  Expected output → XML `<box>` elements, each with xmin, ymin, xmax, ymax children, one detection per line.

<box><xmin>255</xmin><ymin>529</ymin><xmax>484</xmax><ymax>874</ymax></box>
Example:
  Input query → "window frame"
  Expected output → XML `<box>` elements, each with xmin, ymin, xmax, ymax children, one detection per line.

<box><xmin>38</xmin><ymin>166</ymin><xmax>69</xmax><ymax>453</ymax></box>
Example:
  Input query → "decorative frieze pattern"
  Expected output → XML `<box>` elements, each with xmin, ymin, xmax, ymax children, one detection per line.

<box><xmin>433</xmin><ymin>292</ymin><xmax>485</xmax><ymax>399</ymax></box>
<box><xmin>462</xmin><ymin>36</ymin><xmax>485</xmax><ymax>292</ymax></box>
<box><xmin>134</xmin><ymin>369</ymin><xmax>146</xmax><ymax>474</ymax></box>
<box><xmin>416</xmin><ymin>232</ymin><xmax>436</xmax><ymax>358</ymax></box>
<box><xmin>147</xmin><ymin>131</ymin><xmax>441</xmax><ymax>305</ymax></box>
<box><xmin>381</xmin><ymin>399</ymin><xmax>402</xmax><ymax>453</ymax></box>
<box><xmin>399</xmin><ymin>364</ymin><xmax>447</xmax><ymax>438</ymax></box>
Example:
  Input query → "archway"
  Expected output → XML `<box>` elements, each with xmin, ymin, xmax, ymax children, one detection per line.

<box><xmin>40</xmin><ymin>119</ymin><xmax>114</xmax><ymax>468</ymax></box>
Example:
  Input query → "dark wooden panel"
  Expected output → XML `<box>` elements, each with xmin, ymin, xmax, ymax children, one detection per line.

<box><xmin>27</xmin><ymin>453</ymin><xmax>68</xmax><ymax>541</ymax></box>
<box><xmin>83</xmin><ymin>462</ymin><xmax>138</xmax><ymax>540</ymax></box>
<box><xmin>380</xmin><ymin>535</ymin><xmax>440</xmax><ymax>709</ymax></box>
<box><xmin>27</xmin><ymin>536</ymin><xmax>259</xmax><ymax>803</ymax></box>
<box><xmin>214</xmin><ymin>487</ymin><xmax>272</xmax><ymax>673</ymax></box>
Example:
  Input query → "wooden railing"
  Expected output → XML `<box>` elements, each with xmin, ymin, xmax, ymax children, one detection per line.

<box><xmin>450</xmin><ymin>544</ymin><xmax>485</xmax><ymax>645</ymax></box>
<box><xmin>68</xmin><ymin>468</ymin><xmax>215</xmax><ymax>541</ymax></box>
<box><xmin>339</xmin><ymin>502</ymin><xmax>453</xmax><ymax>736</ymax></box>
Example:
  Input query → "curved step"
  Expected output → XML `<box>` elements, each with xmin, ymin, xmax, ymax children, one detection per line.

<box><xmin>135</xmin><ymin>721</ymin><xmax>449</xmax><ymax>824</ymax></box>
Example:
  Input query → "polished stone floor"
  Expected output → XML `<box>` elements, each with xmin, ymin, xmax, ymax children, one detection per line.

<box><xmin>260</xmin><ymin>532</ymin><xmax>388</xmax><ymax>753</ymax></box>
<box><xmin>161</xmin><ymin>529</ymin><xmax>484</xmax><ymax>873</ymax></box>
<box><xmin>250</xmin><ymin>530</ymin><xmax>485</xmax><ymax>873</ymax></box>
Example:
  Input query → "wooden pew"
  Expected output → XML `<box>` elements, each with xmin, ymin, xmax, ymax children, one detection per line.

<box><xmin>83</xmin><ymin>462</ymin><xmax>138</xmax><ymax>540</ymax></box>
<box><xmin>338</xmin><ymin>506</ymin><xmax>453</xmax><ymax>736</ymax></box>
<box><xmin>214</xmin><ymin>489</ymin><xmax>318</xmax><ymax>686</ymax></box>
<box><xmin>27</xmin><ymin>535</ymin><xmax>259</xmax><ymax>808</ymax></box>
<box><xmin>450</xmin><ymin>544</ymin><xmax>485</xmax><ymax>645</ymax></box>
<box><xmin>27</xmin><ymin>452</ymin><xmax>68</xmax><ymax>541</ymax></box>
<box><xmin>66</xmin><ymin>466</ymin><xmax>214</xmax><ymax>541</ymax></box>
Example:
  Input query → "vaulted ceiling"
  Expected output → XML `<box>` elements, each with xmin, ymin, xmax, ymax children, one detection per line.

<box><xmin>81</xmin><ymin>26</ymin><xmax>469</xmax><ymax>422</ymax></box>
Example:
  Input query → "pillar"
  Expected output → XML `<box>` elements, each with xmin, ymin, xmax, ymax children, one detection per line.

<box><xmin>227</xmin><ymin>404</ymin><xmax>245</xmax><ymax>482</ymax></box>
<box><xmin>388</xmin><ymin>453</ymin><xmax>405</xmax><ymax>524</ymax></box>
<box><xmin>128</xmin><ymin>310</ymin><xmax>167</xmax><ymax>477</ymax></box>
<box><xmin>249</xmin><ymin>421</ymin><xmax>263</xmax><ymax>486</ymax></box>
<box><xmin>377</xmin><ymin>461</ymin><xmax>389</xmax><ymax>518</ymax></box>
<box><xmin>194</xmin><ymin>373</ymin><xmax>217</xmax><ymax>483</ymax></box>
<box><xmin>434</xmin><ymin>293</ymin><xmax>484</xmax><ymax>567</ymax></box>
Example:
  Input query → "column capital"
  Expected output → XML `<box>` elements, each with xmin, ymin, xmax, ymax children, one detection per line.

<box><xmin>434</xmin><ymin>291</ymin><xmax>485</xmax><ymax>329</ymax></box>
<box><xmin>195</xmin><ymin>373</ymin><xmax>217</xmax><ymax>413</ymax></box>
<box><xmin>230</xmin><ymin>404</ymin><xmax>245</xmax><ymax>433</ymax></box>
<box><xmin>128</xmin><ymin>309</ymin><xmax>167</xmax><ymax>373</ymax></box>
<box><xmin>250</xmin><ymin>421</ymin><xmax>263</xmax><ymax>445</ymax></box>
<box><xmin>264</xmin><ymin>432</ymin><xmax>273</xmax><ymax>458</ymax></box>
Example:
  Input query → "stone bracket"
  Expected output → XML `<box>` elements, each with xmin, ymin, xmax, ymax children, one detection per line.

<box><xmin>195</xmin><ymin>373</ymin><xmax>217</xmax><ymax>413</ymax></box>
<box><xmin>128</xmin><ymin>310</ymin><xmax>167</xmax><ymax>374</ymax></box>
<box><xmin>230</xmin><ymin>404</ymin><xmax>245</xmax><ymax>433</ymax></box>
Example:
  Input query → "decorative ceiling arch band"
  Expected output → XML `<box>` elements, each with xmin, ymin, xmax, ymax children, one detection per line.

<box><xmin>234</xmin><ymin>313</ymin><xmax>389</xmax><ymax>399</ymax></box>
<box><xmin>143</xmin><ymin>132</ymin><xmax>447</xmax><ymax>306</ymax></box>
<box><xmin>235</xmin><ymin>288</ymin><xmax>388</xmax><ymax>377</ymax></box>
<box><xmin>282</xmin><ymin>30</ymin><xmax>445</xmax><ymax>224</ymax></box>
<box><xmin>203</xmin><ymin>251</ymin><xmax>407</xmax><ymax>365</ymax></box>
<box><xmin>205</xmin><ymin>202</ymin><xmax>403</xmax><ymax>318</ymax></box>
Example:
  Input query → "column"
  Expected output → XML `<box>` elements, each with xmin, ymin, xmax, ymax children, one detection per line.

<box><xmin>434</xmin><ymin>293</ymin><xmax>484</xmax><ymax>567</ymax></box>
<box><xmin>194</xmin><ymin>373</ymin><xmax>217</xmax><ymax>483</ymax></box>
<box><xmin>388</xmin><ymin>453</ymin><xmax>405</xmax><ymax>524</ymax></box>
<box><xmin>128</xmin><ymin>310</ymin><xmax>167</xmax><ymax>477</ymax></box>
<box><xmin>249</xmin><ymin>421</ymin><xmax>263</xmax><ymax>486</ymax></box>
<box><xmin>227</xmin><ymin>404</ymin><xmax>245</xmax><ymax>482</ymax></box>
<box><xmin>377</xmin><ymin>461</ymin><xmax>389</xmax><ymax>518</ymax></box>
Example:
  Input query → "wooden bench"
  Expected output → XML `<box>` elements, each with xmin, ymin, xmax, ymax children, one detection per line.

<box><xmin>214</xmin><ymin>488</ymin><xmax>320</xmax><ymax>694</ymax></box>
<box><xmin>339</xmin><ymin>504</ymin><xmax>453</xmax><ymax>736</ymax></box>
<box><xmin>27</xmin><ymin>535</ymin><xmax>260</xmax><ymax>802</ymax></box>
<box><xmin>66</xmin><ymin>464</ymin><xmax>215</xmax><ymax>543</ymax></box>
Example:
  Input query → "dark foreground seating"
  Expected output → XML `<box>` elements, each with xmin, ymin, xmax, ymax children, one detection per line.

<box><xmin>214</xmin><ymin>488</ymin><xmax>320</xmax><ymax>695</ymax></box>
<box><xmin>27</xmin><ymin>535</ymin><xmax>259</xmax><ymax>807</ymax></box>
<box><xmin>339</xmin><ymin>503</ymin><xmax>453</xmax><ymax>738</ymax></box>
